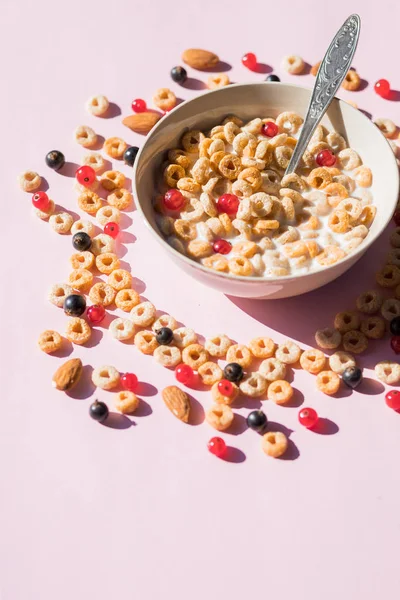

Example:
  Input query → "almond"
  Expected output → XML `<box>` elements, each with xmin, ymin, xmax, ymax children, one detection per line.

<box><xmin>52</xmin><ymin>358</ymin><xmax>83</xmax><ymax>391</ymax></box>
<box><xmin>122</xmin><ymin>112</ymin><xmax>161</xmax><ymax>135</ymax></box>
<box><xmin>182</xmin><ymin>48</ymin><xmax>219</xmax><ymax>70</ymax></box>
<box><xmin>162</xmin><ymin>385</ymin><xmax>190</xmax><ymax>423</ymax></box>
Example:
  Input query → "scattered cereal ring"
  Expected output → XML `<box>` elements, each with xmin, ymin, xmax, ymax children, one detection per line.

<box><xmin>153</xmin><ymin>88</ymin><xmax>176</xmax><ymax>111</ymax></box>
<box><xmin>226</xmin><ymin>344</ymin><xmax>253</xmax><ymax>368</ymax></box>
<box><xmin>38</xmin><ymin>330</ymin><xmax>62</xmax><ymax>354</ymax></box>
<box><xmin>115</xmin><ymin>289</ymin><xmax>140</xmax><ymax>312</ymax></box>
<box><xmin>71</xmin><ymin>219</ymin><xmax>95</xmax><ymax>236</ymax></box>
<box><xmin>114</xmin><ymin>390</ymin><xmax>139</xmax><ymax>414</ymax></box>
<box><xmin>77</xmin><ymin>190</ymin><xmax>102</xmax><ymax>215</ymax></box>
<box><xmin>82</xmin><ymin>152</ymin><xmax>106</xmax><ymax>173</ymax></box>
<box><xmin>375</xmin><ymin>361</ymin><xmax>400</xmax><ymax>385</ymax></box>
<box><xmin>182</xmin><ymin>343</ymin><xmax>209</xmax><ymax>370</ymax></box>
<box><xmin>334</xmin><ymin>310</ymin><xmax>360</xmax><ymax>333</ymax></box>
<box><xmin>275</xmin><ymin>340</ymin><xmax>301</xmax><ymax>364</ymax></box>
<box><xmin>74</xmin><ymin>125</ymin><xmax>97</xmax><ymax>148</ymax></box>
<box><xmin>154</xmin><ymin>345</ymin><xmax>182</xmax><ymax>368</ymax></box>
<box><xmin>316</xmin><ymin>370</ymin><xmax>340</xmax><ymax>395</ymax></box>
<box><xmin>262</xmin><ymin>431</ymin><xmax>288</xmax><ymax>458</ymax></box>
<box><xmin>390</xmin><ymin>228</ymin><xmax>400</xmax><ymax>248</ymax></box>
<box><xmin>360</xmin><ymin>316</ymin><xmax>386</xmax><ymax>339</ymax></box>
<box><xmin>75</xmin><ymin>179</ymin><xmax>100</xmax><ymax>196</ymax></box>
<box><xmin>381</xmin><ymin>298</ymin><xmax>400</xmax><ymax>321</ymax></box>
<box><xmin>356</xmin><ymin>290</ymin><xmax>382</xmax><ymax>314</ymax></box>
<box><xmin>204</xmin><ymin>334</ymin><xmax>232</xmax><ymax>358</ymax></box>
<box><xmin>205</xmin><ymin>404</ymin><xmax>234</xmax><ymax>431</ymax></box>
<box><xmin>259</xmin><ymin>357</ymin><xmax>286</xmax><ymax>381</ymax></box>
<box><xmin>49</xmin><ymin>212</ymin><xmax>74</xmax><ymax>234</ymax></box>
<box><xmin>70</xmin><ymin>251</ymin><xmax>95</xmax><ymax>270</ymax></box>
<box><xmin>152</xmin><ymin>314</ymin><xmax>178</xmax><ymax>332</ymax></box>
<box><xmin>342</xmin><ymin>330</ymin><xmax>368</xmax><ymax>354</ymax></box>
<box><xmin>376</xmin><ymin>265</ymin><xmax>400</xmax><ymax>288</ymax></box>
<box><xmin>207</xmin><ymin>73</ymin><xmax>230</xmax><ymax>89</ymax></box>
<box><xmin>18</xmin><ymin>170</ymin><xmax>41</xmax><ymax>192</ymax></box>
<box><xmin>387</xmin><ymin>248</ymin><xmax>400</xmax><ymax>267</ymax></box>
<box><xmin>107</xmin><ymin>269</ymin><xmax>132</xmax><ymax>291</ymax></box>
<box><xmin>173</xmin><ymin>327</ymin><xmax>198</xmax><ymax>348</ymax></box>
<box><xmin>95</xmin><ymin>252</ymin><xmax>120</xmax><ymax>274</ymax></box>
<box><xmin>374</xmin><ymin>118</ymin><xmax>397</xmax><ymax>139</ymax></box>
<box><xmin>103</xmin><ymin>137</ymin><xmax>128</xmax><ymax>159</ymax></box>
<box><xmin>96</xmin><ymin>205</ymin><xmax>120</xmax><ymax>226</ymax></box>
<box><xmin>65</xmin><ymin>317</ymin><xmax>91</xmax><ymax>345</ymax></box>
<box><xmin>107</xmin><ymin>188</ymin><xmax>133</xmax><ymax>210</ymax></box>
<box><xmin>130</xmin><ymin>301</ymin><xmax>156</xmax><ymax>327</ymax></box>
<box><xmin>281</xmin><ymin>55</ymin><xmax>305</xmax><ymax>74</ymax></box>
<box><xmin>328</xmin><ymin>351</ymin><xmax>356</xmax><ymax>375</ymax></box>
<box><xmin>211</xmin><ymin>380</ymin><xmax>239</xmax><ymax>404</ymax></box>
<box><xmin>91</xmin><ymin>233</ymin><xmax>115</xmax><ymax>256</ymax></box>
<box><xmin>341</xmin><ymin>69</ymin><xmax>361</xmax><ymax>91</ymax></box>
<box><xmin>198</xmin><ymin>362</ymin><xmax>223</xmax><ymax>386</ymax></box>
<box><xmin>248</xmin><ymin>337</ymin><xmax>275</xmax><ymax>359</ymax></box>
<box><xmin>100</xmin><ymin>170</ymin><xmax>125</xmax><ymax>192</ymax></box>
<box><xmin>315</xmin><ymin>327</ymin><xmax>342</xmax><ymax>350</ymax></box>
<box><xmin>48</xmin><ymin>283</ymin><xmax>74</xmax><ymax>308</ymax></box>
<box><xmin>267</xmin><ymin>380</ymin><xmax>294</xmax><ymax>404</ymax></box>
<box><xmin>33</xmin><ymin>198</ymin><xmax>55</xmax><ymax>220</ymax></box>
<box><xmin>239</xmin><ymin>373</ymin><xmax>268</xmax><ymax>398</ymax></box>
<box><xmin>300</xmin><ymin>349</ymin><xmax>326</xmax><ymax>374</ymax></box>
<box><xmin>89</xmin><ymin>282</ymin><xmax>116</xmax><ymax>306</ymax></box>
<box><xmin>92</xmin><ymin>365</ymin><xmax>120</xmax><ymax>390</ymax></box>
<box><xmin>134</xmin><ymin>330</ymin><xmax>159</xmax><ymax>355</ymax></box>
<box><xmin>68</xmin><ymin>268</ymin><xmax>93</xmax><ymax>292</ymax></box>
<box><xmin>109</xmin><ymin>317</ymin><xmax>135</xmax><ymax>341</ymax></box>
<box><xmin>86</xmin><ymin>94</ymin><xmax>109</xmax><ymax>116</ymax></box>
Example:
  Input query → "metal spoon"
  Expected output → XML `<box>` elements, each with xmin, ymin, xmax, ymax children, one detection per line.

<box><xmin>284</xmin><ymin>14</ymin><xmax>361</xmax><ymax>176</ymax></box>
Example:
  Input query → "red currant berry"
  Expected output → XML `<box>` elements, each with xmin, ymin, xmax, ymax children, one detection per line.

<box><xmin>86</xmin><ymin>304</ymin><xmax>105</xmax><ymax>324</ymax></box>
<box><xmin>132</xmin><ymin>98</ymin><xmax>147</xmax><ymax>113</ymax></box>
<box><xmin>390</xmin><ymin>336</ymin><xmax>400</xmax><ymax>354</ymax></box>
<box><xmin>163</xmin><ymin>189</ymin><xmax>185</xmax><ymax>211</ymax></box>
<box><xmin>121</xmin><ymin>373</ymin><xmax>138</xmax><ymax>392</ymax></box>
<box><xmin>104</xmin><ymin>222</ymin><xmax>119</xmax><ymax>238</ymax></box>
<box><xmin>213</xmin><ymin>239</ymin><xmax>232</xmax><ymax>255</ymax></box>
<box><xmin>32</xmin><ymin>191</ymin><xmax>50</xmax><ymax>211</ymax></box>
<box><xmin>385</xmin><ymin>390</ymin><xmax>400</xmax><ymax>411</ymax></box>
<box><xmin>316</xmin><ymin>149</ymin><xmax>336</xmax><ymax>167</ymax></box>
<box><xmin>76</xmin><ymin>165</ymin><xmax>96</xmax><ymax>187</ymax></box>
<box><xmin>207</xmin><ymin>436</ymin><xmax>226</xmax><ymax>457</ymax></box>
<box><xmin>175</xmin><ymin>363</ymin><xmax>194</xmax><ymax>386</ymax></box>
<box><xmin>218</xmin><ymin>379</ymin><xmax>234</xmax><ymax>396</ymax></box>
<box><xmin>216</xmin><ymin>194</ymin><xmax>239</xmax><ymax>215</ymax></box>
<box><xmin>298</xmin><ymin>407</ymin><xmax>319</xmax><ymax>429</ymax></box>
<box><xmin>374</xmin><ymin>79</ymin><xmax>390</xmax><ymax>99</ymax></box>
<box><xmin>242</xmin><ymin>52</ymin><xmax>257</xmax><ymax>71</ymax></box>
<box><xmin>261</xmin><ymin>121</ymin><xmax>279</xmax><ymax>138</ymax></box>
<box><xmin>393</xmin><ymin>210</ymin><xmax>400</xmax><ymax>226</ymax></box>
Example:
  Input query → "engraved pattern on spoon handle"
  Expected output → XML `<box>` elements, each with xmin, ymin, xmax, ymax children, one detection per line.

<box><xmin>285</xmin><ymin>14</ymin><xmax>361</xmax><ymax>176</ymax></box>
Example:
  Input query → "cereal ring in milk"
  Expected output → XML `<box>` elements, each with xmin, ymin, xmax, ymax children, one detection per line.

<box><xmin>360</xmin><ymin>316</ymin><xmax>386</xmax><ymax>339</ymax></box>
<box><xmin>300</xmin><ymin>349</ymin><xmax>326</xmax><ymax>374</ymax></box>
<box><xmin>342</xmin><ymin>330</ymin><xmax>368</xmax><ymax>354</ymax></box>
<box><xmin>205</xmin><ymin>404</ymin><xmax>234</xmax><ymax>431</ymax></box>
<box><xmin>74</xmin><ymin>125</ymin><xmax>97</xmax><ymax>147</ymax></box>
<box><xmin>187</xmin><ymin>240</ymin><xmax>212</xmax><ymax>259</ymax></box>
<box><xmin>169</xmin><ymin>148</ymin><xmax>191</xmax><ymax>168</ymax></box>
<box><xmin>375</xmin><ymin>361</ymin><xmax>400</xmax><ymax>385</ymax></box>
<box><xmin>130</xmin><ymin>302</ymin><xmax>156</xmax><ymax>327</ymax></box>
<box><xmin>229</xmin><ymin>256</ymin><xmax>253</xmax><ymax>276</ymax></box>
<box><xmin>353</xmin><ymin>166</ymin><xmax>373</xmax><ymax>188</ymax></box>
<box><xmin>100</xmin><ymin>170</ymin><xmax>125</xmax><ymax>191</ymax></box>
<box><xmin>315</xmin><ymin>328</ymin><xmax>342</xmax><ymax>350</ymax></box>
<box><xmin>240</xmin><ymin>373</ymin><xmax>268</xmax><ymax>398</ymax></box>
<box><xmin>19</xmin><ymin>170</ymin><xmax>41</xmax><ymax>192</ymax></box>
<box><xmin>103</xmin><ymin>137</ymin><xmax>128</xmax><ymax>159</ymax></box>
<box><xmin>316</xmin><ymin>370</ymin><xmax>340</xmax><ymax>395</ymax></box>
<box><xmin>226</xmin><ymin>344</ymin><xmax>253</xmax><ymax>368</ymax></box>
<box><xmin>65</xmin><ymin>317</ymin><xmax>91</xmax><ymax>345</ymax></box>
<box><xmin>329</xmin><ymin>351</ymin><xmax>356</xmax><ymax>375</ymax></box>
<box><xmin>86</xmin><ymin>94</ymin><xmax>109</xmax><ymax>116</ymax></box>
<box><xmin>115</xmin><ymin>288</ymin><xmax>140</xmax><ymax>311</ymax></box>
<box><xmin>89</xmin><ymin>282</ymin><xmax>116</xmax><ymax>306</ymax></box>
<box><xmin>182</xmin><ymin>344</ymin><xmax>209</xmax><ymax>370</ymax></box>
<box><xmin>38</xmin><ymin>330</ymin><xmax>62</xmax><ymax>354</ymax></box>
<box><xmin>134</xmin><ymin>330</ymin><xmax>159</xmax><ymax>355</ymax></box>
<box><xmin>268</xmin><ymin>380</ymin><xmax>294</xmax><ymax>405</ymax></box>
<box><xmin>205</xmin><ymin>334</ymin><xmax>232</xmax><ymax>358</ymax></box>
<box><xmin>275</xmin><ymin>341</ymin><xmax>301</xmax><ymax>364</ymax></box>
<box><xmin>262</xmin><ymin>432</ymin><xmax>288</xmax><ymax>458</ymax></box>
<box><xmin>154</xmin><ymin>345</ymin><xmax>182</xmax><ymax>368</ymax></box>
<box><xmin>92</xmin><ymin>365</ymin><xmax>120</xmax><ymax>390</ymax></box>
<box><xmin>316</xmin><ymin>246</ymin><xmax>346</xmax><ymax>266</ymax></box>
<box><xmin>70</xmin><ymin>251</ymin><xmax>95</xmax><ymax>271</ymax></box>
<box><xmin>82</xmin><ymin>153</ymin><xmax>106</xmax><ymax>173</ymax></box>
<box><xmin>276</xmin><ymin>112</ymin><xmax>303</xmax><ymax>135</ymax></box>
<box><xmin>281</xmin><ymin>55</ymin><xmax>305</xmax><ymax>74</ymax></box>
<box><xmin>48</xmin><ymin>283</ymin><xmax>74</xmax><ymax>308</ymax></box>
<box><xmin>181</xmin><ymin>130</ymin><xmax>204</xmax><ymax>153</ymax></box>
<box><xmin>114</xmin><ymin>391</ymin><xmax>139</xmax><ymax>415</ymax></box>
<box><xmin>109</xmin><ymin>318</ymin><xmax>135</xmax><ymax>341</ymax></box>
<box><xmin>338</xmin><ymin>148</ymin><xmax>361</xmax><ymax>170</ymax></box>
<box><xmin>49</xmin><ymin>212</ymin><xmax>73</xmax><ymax>234</ymax></box>
<box><xmin>164</xmin><ymin>164</ymin><xmax>185</xmax><ymax>188</ymax></box>
<box><xmin>198</xmin><ymin>362</ymin><xmax>223</xmax><ymax>386</ymax></box>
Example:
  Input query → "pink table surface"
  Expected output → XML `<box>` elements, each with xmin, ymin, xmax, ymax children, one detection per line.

<box><xmin>1</xmin><ymin>1</ymin><xmax>400</xmax><ymax>598</ymax></box>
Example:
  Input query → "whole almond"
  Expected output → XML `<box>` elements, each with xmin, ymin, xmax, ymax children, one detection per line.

<box><xmin>122</xmin><ymin>112</ymin><xmax>161</xmax><ymax>135</ymax></box>
<box><xmin>162</xmin><ymin>385</ymin><xmax>190</xmax><ymax>423</ymax></box>
<box><xmin>182</xmin><ymin>48</ymin><xmax>219</xmax><ymax>70</ymax></box>
<box><xmin>52</xmin><ymin>358</ymin><xmax>83</xmax><ymax>391</ymax></box>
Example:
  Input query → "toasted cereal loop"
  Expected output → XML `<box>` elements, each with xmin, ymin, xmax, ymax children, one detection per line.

<box><xmin>153</xmin><ymin>88</ymin><xmax>176</xmax><ymax>111</ymax></box>
<box><xmin>316</xmin><ymin>370</ymin><xmax>340</xmax><ymax>395</ymax></box>
<box><xmin>226</xmin><ymin>344</ymin><xmax>253</xmax><ymax>369</ymax></box>
<box><xmin>275</xmin><ymin>340</ymin><xmax>301</xmax><ymax>364</ymax></box>
<box><xmin>74</xmin><ymin>125</ymin><xmax>97</xmax><ymax>148</ymax></box>
<box><xmin>315</xmin><ymin>327</ymin><xmax>342</xmax><ymax>350</ymax></box>
<box><xmin>75</xmin><ymin>178</ymin><xmax>100</xmax><ymax>194</ymax></box>
<box><xmin>262</xmin><ymin>431</ymin><xmax>288</xmax><ymax>458</ymax></box>
<box><xmin>204</xmin><ymin>334</ymin><xmax>232</xmax><ymax>358</ymax></box>
<box><xmin>334</xmin><ymin>310</ymin><xmax>361</xmax><ymax>333</ymax></box>
<box><xmin>92</xmin><ymin>365</ymin><xmax>120</xmax><ymax>390</ymax></box>
<box><xmin>134</xmin><ymin>330</ymin><xmax>159</xmax><ymax>355</ymax></box>
<box><xmin>300</xmin><ymin>349</ymin><xmax>326</xmax><ymax>374</ymax></box>
<box><xmin>356</xmin><ymin>290</ymin><xmax>382</xmax><ymax>314</ymax></box>
<box><xmin>109</xmin><ymin>317</ymin><xmax>135</xmax><ymax>341</ymax></box>
<box><xmin>77</xmin><ymin>190</ymin><xmax>102</xmax><ymax>215</ymax></box>
<box><xmin>329</xmin><ymin>351</ymin><xmax>356</xmax><ymax>375</ymax></box>
<box><xmin>211</xmin><ymin>380</ymin><xmax>239</xmax><ymax>404</ymax></box>
<box><xmin>89</xmin><ymin>282</ymin><xmax>116</xmax><ymax>306</ymax></box>
<box><xmin>86</xmin><ymin>94</ymin><xmax>109</xmax><ymax>116</ymax></box>
<box><xmin>316</xmin><ymin>246</ymin><xmax>346</xmax><ymax>266</ymax></box>
<box><xmin>173</xmin><ymin>327</ymin><xmax>198</xmax><ymax>349</ymax></box>
<box><xmin>130</xmin><ymin>301</ymin><xmax>156</xmax><ymax>327</ymax></box>
<box><xmin>68</xmin><ymin>268</ymin><xmax>93</xmax><ymax>291</ymax></box>
<box><xmin>205</xmin><ymin>404</ymin><xmax>234</xmax><ymax>431</ymax></box>
<box><xmin>33</xmin><ymin>198</ymin><xmax>55</xmax><ymax>220</ymax></box>
<box><xmin>71</xmin><ymin>219</ymin><xmax>95</xmax><ymax>237</ymax></box>
<box><xmin>259</xmin><ymin>357</ymin><xmax>286</xmax><ymax>381</ymax></box>
<box><xmin>381</xmin><ymin>298</ymin><xmax>400</xmax><ymax>321</ymax></box>
<box><xmin>387</xmin><ymin>248</ymin><xmax>400</xmax><ymax>267</ymax></box>
<box><xmin>114</xmin><ymin>390</ymin><xmax>139</xmax><ymax>414</ymax></box>
<box><xmin>154</xmin><ymin>345</ymin><xmax>182</xmax><ymax>368</ymax></box>
<box><xmin>70</xmin><ymin>251</ymin><xmax>95</xmax><ymax>270</ymax></box>
<box><xmin>374</xmin><ymin>118</ymin><xmax>397</xmax><ymax>139</ymax></box>
<box><xmin>95</xmin><ymin>252</ymin><xmax>120</xmax><ymax>275</ymax></box>
<box><xmin>203</xmin><ymin>254</ymin><xmax>229</xmax><ymax>272</ymax></box>
<box><xmin>152</xmin><ymin>314</ymin><xmax>178</xmax><ymax>332</ymax></box>
<box><xmin>328</xmin><ymin>210</ymin><xmax>350</xmax><ymax>234</ymax></box>
<box><xmin>360</xmin><ymin>316</ymin><xmax>386</xmax><ymax>339</ymax></box>
<box><xmin>342</xmin><ymin>330</ymin><xmax>368</xmax><ymax>354</ymax></box>
<box><xmin>107</xmin><ymin>269</ymin><xmax>132</xmax><ymax>291</ymax></box>
<box><xmin>267</xmin><ymin>380</ymin><xmax>294</xmax><ymax>405</ymax></box>
<box><xmin>375</xmin><ymin>361</ymin><xmax>400</xmax><ymax>384</ymax></box>
<box><xmin>207</xmin><ymin>74</ymin><xmax>230</xmax><ymax>89</ymax></box>
<box><xmin>82</xmin><ymin>153</ymin><xmax>106</xmax><ymax>173</ymax></box>
<box><xmin>187</xmin><ymin>239</ymin><xmax>213</xmax><ymax>258</ymax></box>
<box><xmin>115</xmin><ymin>288</ymin><xmax>140</xmax><ymax>312</ymax></box>
<box><xmin>182</xmin><ymin>343</ymin><xmax>209</xmax><ymax>370</ymax></box>
<box><xmin>103</xmin><ymin>137</ymin><xmax>128</xmax><ymax>159</ymax></box>
<box><xmin>38</xmin><ymin>330</ymin><xmax>62</xmax><ymax>354</ymax></box>
<box><xmin>281</xmin><ymin>55</ymin><xmax>305</xmax><ymax>74</ymax></box>
<box><xmin>342</xmin><ymin>69</ymin><xmax>361</xmax><ymax>91</ymax></box>
<box><xmin>48</xmin><ymin>283</ymin><xmax>74</xmax><ymax>308</ymax></box>
<box><xmin>65</xmin><ymin>317</ymin><xmax>91</xmax><ymax>345</ymax></box>
<box><xmin>101</xmin><ymin>171</ymin><xmax>125</xmax><ymax>193</ymax></box>
<box><xmin>107</xmin><ymin>188</ymin><xmax>133</xmax><ymax>210</ymax></box>
<box><xmin>96</xmin><ymin>205</ymin><xmax>121</xmax><ymax>226</ymax></box>
<box><xmin>198</xmin><ymin>362</ymin><xmax>223</xmax><ymax>386</ymax></box>
<box><xmin>228</xmin><ymin>256</ymin><xmax>254</xmax><ymax>276</ymax></box>
<box><xmin>91</xmin><ymin>234</ymin><xmax>115</xmax><ymax>256</ymax></box>
<box><xmin>353</xmin><ymin>166</ymin><xmax>373</xmax><ymax>188</ymax></box>
<box><xmin>276</xmin><ymin>112</ymin><xmax>303</xmax><ymax>135</ymax></box>
<box><xmin>248</xmin><ymin>337</ymin><xmax>275</xmax><ymax>359</ymax></box>
<box><xmin>390</xmin><ymin>228</ymin><xmax>400</xmax><ymax>248</ymax></box>
<box><xmin>18</xmin><ymin>170</ymin><xmax>42</xmax><ymax>192</ymax></box>
<box><xmin>49</xmin><ymin>212</ymin><xmax>74</xmax><ymax>234</ymax></box>
<box><xmin>376</xmin><ymin>265</ymin><xmax>400</xmax><ymax>288</ymax></box>
<box><xmin>239</xmin><ymin>373</ymin><xmax>268</xmax><ymax>398</ymax></box>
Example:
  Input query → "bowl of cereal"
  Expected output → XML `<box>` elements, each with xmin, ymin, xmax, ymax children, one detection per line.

<box><xmin>133</xmin><ymin>82</ymin><xmax>399</xmax><ymax>299</ymax></box>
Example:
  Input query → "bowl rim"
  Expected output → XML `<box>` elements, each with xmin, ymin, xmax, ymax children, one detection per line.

<box><xmin>133</xmin><ymin>81</ymin><xmax>400</xmax><ymax>285</ymax></box>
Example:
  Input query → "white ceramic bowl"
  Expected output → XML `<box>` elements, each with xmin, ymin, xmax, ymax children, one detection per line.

<box><xmin>133</xmin><ymin>82</ymin><xmax>399</xmax><ymax>299</ymax></box>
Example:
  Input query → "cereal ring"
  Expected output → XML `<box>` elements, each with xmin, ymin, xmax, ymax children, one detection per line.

<box><xmin>375</xmin><ymin>361</ymin><xmax>400</xmax><ymax>384</ymax></box>
<box><xmin>280</xmin><ymin>173</ymin><xmax>306</xmax><ymax>193</ymax></box>
<box><xmin>308</xmin><ymin>167</ymin><xmax>332</xmax><ymax>190</ymax></box>
<box><xmin>182</xmin><ymin>343</ymin><xmax>209</xmax><ymax>370</ymax></box>
<box><xmin>262</xmin><ymin>432</ymin><xmax>288</xmax><ymax>458</ymax></box>
<box><xmin>316</xmin><ymin>246</ymin><xmax>346</xmax><ymax>266</ymax></box>
<box><xmin>276</xmin><ymin>112</ymin><xmax>303</xmax><ymax>135</ymax></box>
<box><xmin>334</xmin><ymin>311</ymin><xmax>360</xmax><ymax>333</ymax></box>
<box><xmin>342</xmin><ymin>330</ymin><xmax>368</xmax><ymax>354</ymax></box>
<box><xmin>387</xmin><ymin>248</ymin><xmax>400</xmax><ymax>267</ymax></box>
<box><xmin>154</xmin><ymin>345</ymin><xmax>182</xmax><ymax>368</ymax></box>
<box><xmin>77</xmin><ymin>190</ymin><xmax>102</xmax><ymax>215</ymax></box>
<box><xmin>92</xmin><ymin>365</ymin><xmax>120</xmax><ymax>390</ymax></box>
<box><xmin>360</xmin><ymin>316</ymin><xmax>386</xmax><ymax>339</ymax></box>
<box><xmin>356</xmin><ymin>290</ymin><xmax>382</xmax><ymax>315</ymax></box>
<box><xmin>282</xmin><ymin>241</ymin><xmax>309</xmax><ymax>258</ymax></box>
<box><xmin>191</xmin><ymin>158</ymin><xmax>211</xmax><ymax>186</ymax></box>
<box><xmin>281</xmin><ymin>55</ymin><xmax>305</xmax><ymax>74</ymax></box>
<box><xmin>164</xmin><ymin>163</ymin><xmax>185</xmax><ymax>188</ymax></box>
<box><xmin>95</xmin><ymin>253</ymin><xmax>120</xmax><ymax>275</ymax></box>
<box><xmin>114</xmin><ymin>289</ymin><xmax>140</xmax><ymax>313</ymax></box>
<box><xmin>71</xmin><ymin>219</ymin><xmax>95</xmax><ymax>237</ymax></box>
<box><xmin>315</xmin><ymin>327</ymin><xmax>342</xmax><ymax>350</ymax></box>
<box><xmin>114</xmin><ymin>390</ymin><xmax>139</xmax><ymax>414</ymax></box>
<box><xmin>325</xmin><ymin>183</ymin><xmax>349</xmax><ymax>209</ymax></box>
<box><xmin>107</xmin><ymin>269</ymin><xmax>132</xmax><ymax>291</ymax></box>
<box><xmin>68</xmin><ymin>268</ymin><xmax>93</xmax><ymax>291</ymax></box>
<box><xmin>223</xmin><ymin>121</ymin><xmax>241</xmax><ymax>144</ymax></box>
<box><xmin>374</xmin><ymin>118</ymin><xmax>397</xmax><ymax>139</ymax></box>
<box><xmin>329</xmin><ymin>351</ymin><xmax>356</xmax><ymax>375</ymax></box>
<box><xmin>33</xmin><ymin>198</ymin><xmax>55</xmax><ymax>220</ymax></box>
<box><xmin>342</xmin><ymin>69</ymin><xmax>361</xmax><ymax>91</ymax></box>
<box><xmin>130</xmin><ymin>301</ymin><xmax>156</xmax><ymax>327</ymax></box>
<box><xmin>316</xmin><ymin>370</ymin><xmax>340</xmax><ymax>395</ymax></box>
<box><xmin>238</xmin><ymin>167</ymin><xmax>262</xmax><ymax>192</ymax></box>
<box><xmin>91</xmin><ymin>234</ymin><xmax>115</xmax><ymax>256</ymax></box>
<box><xmin>38</xmin><ymin>330</ymin><xmax>62</xmax><ymax>354</ymax></box>
<box><xmin>177</xmin><ymin>178</ymin><xmax>201</xmax><ymax>195</ymax></box>
<box><xmin>173</xmin><ymin>220</ymin><xmax>196</xmax><ymax>241</ymax></box>
<box><xmin>205</xmin><ymin>404</ymin><xmax>234</xmax><ymax>431</ymax></box>
<box><xmin>18</xmin><ymin>170</ymin><xmax>41</xmax><ymax>192</ymax></box>
<box><xmin>228</xmin><ymin>256</ymin><xmax>254</xmax><ymax>276</ymax></box>
<box><xmin>187</xmin><ymin>239</ymin><xmax>213</xmax><ymax>258</ymax></box>
<box><xmin>107</xmin><ymin>188</ymin><xmax>133</xmax><ymax>210</ymax></box>
<box><xmin>392</xmin><ymin>228</ymin><xmax>400</xmax><ymax>249</ymax></box>
<box><xmin>82</xmin><ymin>153</ymin><xmax>106</xmax><ymax>173</ymax></box>
<box><xmin>300</xmin><ymin>349</ymin><xmax>326</xmax><ymax>374</ymax></box>
<box><xmin>65</xmin><ymin>317</ymin><xmax>91</xmax><ymax>345</ymax></box>
<box><xmin>248</xmin><ymin>337</ymin><xmax>275</xmax><ymax>359</ymax></box>
<box><xmin>153</xmin><ymin>88</ymin><xmax>176</xmax><ymax>111</ymax></box>
<box><xmin>48</xmin><ymin>283</ymin><xmax>74</xmax><ymax>308</ymax></box>
<box><xmin>222</xmin><ymin>115</ymin><xmax>244</xmax><ymax>127</ymax></box>
<box><xmin>337</xmin><ymin>198</ymin><xmax>363</xmax><ymax>223</ymax></box>
<box><xmin>338</xmin><ymin>148</ymin><xmax>361</xmax><ymax>171</ymax></box>
<box><xmin>259</xmin><ymin>357</ymin><xmax>286</xmax><ymax>381</ymax></box>
<box><xmin>134</xmin><ymin>330</ymin><xmax>159</xmax><ymax>355</ymax></box>
<box><xmin>168</xmin><ymin>148</ymin><xmax>191</xmax><ymax>169</ymax></box>
<box><xmin>268</xmin><ymin>380</ymin><xmax>294</xmax><ymax>404</ymax></box>
<box><xmin>103</xmin><ymin>137</ymin><xmax>128</xmax><ymax>159</ymax></box>
<box><xmin>198</xmin><ymin>362</ymin><xmax>223</xmax><ymax>386</ymax></box>
<box><xmin>100</xmin><ymin>170</ymin><xmax>125</xmax><ymax>192</ymax></box>
<box><xmin>381</xmin><ymin>298</ymin><xmax>400</xmax><ymax>321</ymax></box>
<box><xmin>181</xmin><ymin>130</ymin><xmax>204</xmax><ymax>153</ymax></box>
<box><xmin>70</xmin><ymin>251</ymin><xmax>95</xmax><ymax>271</ymax></box>
<box><xmin>240</xmin><ymin>373</ymin><xmax>268</xmax><ymax>398</ymax></box>
<box><xmin>226</xmin><ymin>344</ymin><xmax>253</xmax><ymax>369</ymax></box>
<box><xmin>204</xmin><ymin>334</ymin><xmax>232</xmax><ymax>358</ymax></box>
<box><xmin>207</xmin><ymin>74</ymin><xmax>230</xmax><ymax>89</ymax></box>
<box><xmin>86</xmin><ymin>94</ymin><xmax>109</xmax><ymax>116</ymax></box>
<box><xmin>109</xmin><ymin>317</ymin><xmax>135</xmax><ymax>341</ymax></box>
<box><xmin>96</xmin><ymin>205</ymin><xmax>120</xmax><ymax>226</ymax></box>
<box><xmin>89</xmin><ymin>282</ymin><xmax>116</xmax><ymax>306</ymax></box>
<box><xmin>49</xmin><ymin>212</ymin><xmax>74</xmax><ymax>234</ymax></box>
<box><xmin>74</xmin><ymin>125</ymin><xmax>97</xmax><ymax>148</ymax></box>
<box><xmin>203</xmin><ymin>255</ymin><xmax>229</xmax><ymax>272</ymax></box>
<box><xmin>353</xmin><ymin>166</ymin><xmax>373</xmax><ymax>188</ymax></box>
<box><xmin>376</xmin><ymin>265</ymin><xmax>400</xmax><ymax>288</ymax></box>
<box><xmin>151</xmin><ymin>315</ymin><xmax>177</xmax><ymax>333</ymax></box>
<box><xmin>218</xmin><ymin>154</ymin><xmax>242</xmax><ymax>180</ymax></box>
<box><xmin>275</xmin><ymin>340</ymin><xmax>301</xmax><ymax>364</ymax></box>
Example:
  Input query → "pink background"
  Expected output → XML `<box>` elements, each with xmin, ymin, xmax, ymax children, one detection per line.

<box><xmin>2</xmin><ymin>1</ymin><xmax>400</xmax><ymax>598</ymax></box>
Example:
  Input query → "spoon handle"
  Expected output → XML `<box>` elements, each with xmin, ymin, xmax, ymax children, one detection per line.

<box><xmin>284</xmin><ymin>14</ymin><xmax>361</xmax><ymax>176</ymax></box>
